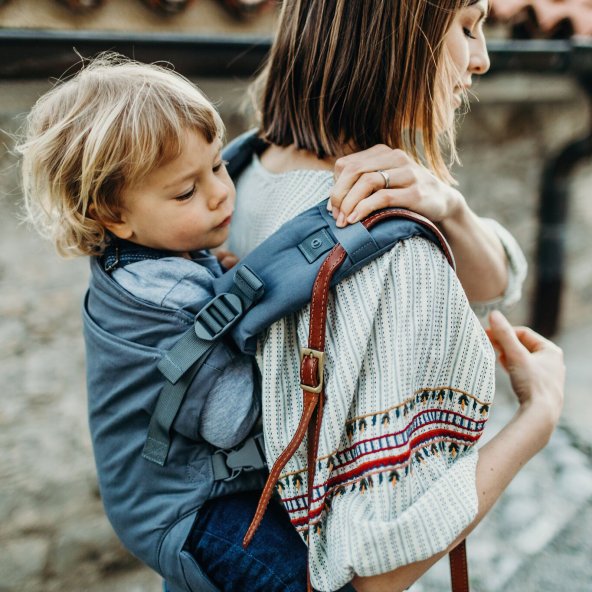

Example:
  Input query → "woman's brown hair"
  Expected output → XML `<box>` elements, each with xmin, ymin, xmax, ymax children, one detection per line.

<box><xmin>255</xmin><ymin>0</ymin><xmax>479</xmax><ymax>181</ymax></box>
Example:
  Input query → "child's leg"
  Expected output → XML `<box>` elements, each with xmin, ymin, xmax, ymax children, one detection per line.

<box><xmin>186</xmin><ymin>491</ymin><xmax>307</xmax><ymax>592</ymax></box>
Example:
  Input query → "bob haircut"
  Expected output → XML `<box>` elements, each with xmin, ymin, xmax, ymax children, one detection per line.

<box><xmin>255</xmin><ymin>0</ymin><xmax>481</xmax><ymax>182</ymax></box>
<box><xmin>18</xmin><ymin>53</ymin><xmax>224</xmax><ymax>257</ymax></box>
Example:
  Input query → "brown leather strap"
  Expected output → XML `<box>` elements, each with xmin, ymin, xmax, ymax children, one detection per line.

<box><xmin>360</xmin><ymin>208</ymin><xmax>455</xmax><ymax>272</ymax></box>
<box><xmin>450</xmin><ymin>540</ymin><xmax>470</xmax><ymax>592</ymax></box>
<box><xmin>243</xmin><ymin>244</ymin><xmax>347</xmax><ymax>549</ymax></box>
<box><xmin>242</xmin><ymin>388</ymin><xmax>321</xmax><ymax>548</ymax></box>
<box><xmin>306</xmin><ymin>394</ymin><xmax>323</xmax><ymax>592</ymax></box>
<box><xmin>243</xmin><ymin>208</ymin><xmax>464</xmax><ymax>590</ymax></box>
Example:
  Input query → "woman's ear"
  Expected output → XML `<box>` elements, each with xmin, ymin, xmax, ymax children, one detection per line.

<box><xmin>88</xmin><ymin>204</ymin><xmax>134</xmax><ymax>240</ymax></box>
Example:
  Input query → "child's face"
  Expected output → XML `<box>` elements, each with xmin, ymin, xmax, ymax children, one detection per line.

<box><xmin>108</xmin><ymin>130</ymin><xmax>235</xmax><ymax>257</ymax></box>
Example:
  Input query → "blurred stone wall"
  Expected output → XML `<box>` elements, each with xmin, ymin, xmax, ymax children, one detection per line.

<box><xmin>456</xmin><ymin>74</ymin><xmax>592</xmax><ymax>329</ymax></box>
<box><xmin>455</xmin><ymin>73</ymin><xmax>592</xmax><ymax>328</ymax></box>
<box><xmin>0</xmin><ymin>73</ymin><xmax>590</xmax><ymax>592</ymax></box>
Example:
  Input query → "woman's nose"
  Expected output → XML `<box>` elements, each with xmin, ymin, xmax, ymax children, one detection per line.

<box><xmin>471</xmin><ymin>35</ymin><xmax>491</xmax><ymax>75</ymax></box>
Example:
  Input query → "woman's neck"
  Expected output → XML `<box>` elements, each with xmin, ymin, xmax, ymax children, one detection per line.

<box><xmin>259</xmin><ymin>143</ymin><xmax>336</xmax><ymax>173</ymax></box>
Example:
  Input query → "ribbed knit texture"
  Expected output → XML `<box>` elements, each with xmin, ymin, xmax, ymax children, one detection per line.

<box><xmin>230</xmin><ymin>157</ymin><xmax>520</xmax><ymax>591</ymax></box>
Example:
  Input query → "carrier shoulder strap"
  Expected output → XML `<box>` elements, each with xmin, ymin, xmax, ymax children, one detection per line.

<box><xmin>241</xmin><ymin>208</ymin><xmax>470</xmax><ymax>592</ymax></box>
<box><xmin>142</xmin><ymin>265</ymin><xmax>264</xmax><ymax>466</ymax></box>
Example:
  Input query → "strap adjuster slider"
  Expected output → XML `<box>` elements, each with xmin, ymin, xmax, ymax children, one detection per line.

<box><xmin>300</xmin><ymin>348</ymin><xmax>325</xmax><ymax>394</ymax></box>
<box><xmin>194</xmin><ymin>293</ymin><xmax>243</xmax><ymax>341</ymax></box>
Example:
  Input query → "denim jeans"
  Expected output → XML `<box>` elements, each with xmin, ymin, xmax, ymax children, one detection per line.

<box><xmin>180</xmin><ymin>491</ymin><xmax>356</xmax><ymax>592</ymax></box>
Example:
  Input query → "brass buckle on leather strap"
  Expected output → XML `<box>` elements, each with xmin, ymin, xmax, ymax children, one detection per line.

<box><xmin>300</xmin><ymin>348</ymin><xmax>325</xmax><ymax>394</ymax></box>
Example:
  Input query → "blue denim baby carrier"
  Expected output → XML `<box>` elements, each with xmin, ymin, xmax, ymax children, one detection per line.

<box><xmin>83</xmin><ymin>130</ymin><xmax>455</xmax><ymax>592</ymax></box>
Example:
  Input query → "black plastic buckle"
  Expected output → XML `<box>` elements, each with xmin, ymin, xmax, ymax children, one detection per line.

<box><xmin>212</xmin><ymin>434</ymin><xmax>267</xmax><ymax>482</ymax></box>
<box><xmin>226</xmin><ymin>434</ymin><xmax>266</xmax><ymax>473</ymax></box>
<box><xmin>194</xmin><ymin>293</ymin><xmax>243</xmax><ymax>341</ymax></box>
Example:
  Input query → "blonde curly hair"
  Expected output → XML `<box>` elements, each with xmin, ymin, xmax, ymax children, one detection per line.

<box><xmin>17</xmin><ymin>53</ymin><xmax>224</xmax><ymax>257</ymax></box>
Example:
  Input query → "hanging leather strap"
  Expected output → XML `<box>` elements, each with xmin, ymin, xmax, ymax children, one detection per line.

<box><xmin>243</xmin><ymin>209</ymin><xmax>468</xmax><ymax>592</ymax></box>
<box><xmin>450</xmin><ymin>540</ymin><xmax>470</xmax><ymax>592</ymax></box>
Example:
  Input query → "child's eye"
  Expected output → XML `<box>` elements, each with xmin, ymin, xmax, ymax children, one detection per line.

<box><xmin>174</xmin><ymin>186</ymin><xmax>196</xmax><ymax>201</ymax></box>
<box><xmin>213</xmin><ymin>159</ymin><xmax>229</xmax><ymax>173</ymax></box>
<box><xmin>463</xmin><ymin>27</ymin><xmax>476</xmax><ymax>39</ymax></box>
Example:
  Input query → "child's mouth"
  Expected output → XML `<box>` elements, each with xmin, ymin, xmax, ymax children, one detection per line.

<box><xmin>216</xmin><ymin>216</ymin><xmax>232</xmax><ymax>228</ymax></box>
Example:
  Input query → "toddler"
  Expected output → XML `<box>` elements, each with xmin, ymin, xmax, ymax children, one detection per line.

<box><xmin>19</xmin><ymin>54</ymin><xmax>257</xmax><ymax>448</ymax></box>
<box><xmin>17</xmin><ymin>54</ymin><xmax>313</xmax><ymax>592</ymax></box>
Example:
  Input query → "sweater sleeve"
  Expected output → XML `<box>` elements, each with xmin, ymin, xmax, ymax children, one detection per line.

<box><xmin>470</xmin><ymin>218</ymin><xmax>528</xmax><ymax>318</ymax></box>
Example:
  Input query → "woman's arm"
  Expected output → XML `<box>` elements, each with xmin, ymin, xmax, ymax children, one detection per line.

<box><xmin>328</xmin><ymin>145</ymin><xmax>510</xmax><ymax>303</ymax></box>
<box><xmin>351</xmin><ymin>311</ymin><xmax>565</xmax><ymax>592</ymax></box>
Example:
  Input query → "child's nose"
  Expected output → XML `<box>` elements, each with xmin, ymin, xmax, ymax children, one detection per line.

<box><xmin>208</xmin><ymin>179</ymin><xmax>230</xmax><ymax>209</ymax></box>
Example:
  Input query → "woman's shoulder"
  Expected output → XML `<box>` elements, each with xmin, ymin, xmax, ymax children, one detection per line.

<box><xmin>236</xmin><ymin>155</ymin><xmax>334</xmax><ymax>199</ymax></box>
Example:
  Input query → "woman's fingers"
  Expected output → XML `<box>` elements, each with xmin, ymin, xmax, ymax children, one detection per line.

<box><xmin>489</xmin><ymin>312</ymin><xmax>560</xmax><ymax>357</ymax></box>
<box><xmin>487</xmin><ymin>310</ymin><xmax>526</xmax><ymax>369</ymax></box>
<box><xmin>331</xmin><ymin>167</ymin><xmax>402</xmax><ymax>219</ymax></box>
<box><xmin>487</xmin><ymin>311</ymin><xmax>565</xmax><ymax>414</ymax></box>
<box><xmin>513</xmin><ymin>326</ymin><xmax>561</xmax><ymax>354</ymax></box>
<box><xmin>339</xmin><ymin>188</ymin><xmax>413</xmax><ymax>225</ymax></box>
<box><xmin>330</xmin><ymin>161</ymin><xmax>452</xmax><ymax>227</ymax></box>
<box><xmin>329</xmin><ymin>146</ymin><xmax>455</xmax><ymax>227</ymax></box>
<box><xmin>331</xmin><ymin>146</ymin><xmax>408</xmax><ymax>211</ymax></box>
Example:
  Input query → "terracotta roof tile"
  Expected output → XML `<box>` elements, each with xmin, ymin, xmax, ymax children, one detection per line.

<box><xmin>490</xmin><ymin>0</ymin><xmax>592</xmax><ymax>38</ymax></box>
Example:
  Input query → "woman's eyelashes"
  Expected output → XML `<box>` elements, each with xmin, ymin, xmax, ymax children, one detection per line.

<box><xmin>463</xmin><ymin>13</ymin><xmax>487</xmax><ymax>40</ymax></box>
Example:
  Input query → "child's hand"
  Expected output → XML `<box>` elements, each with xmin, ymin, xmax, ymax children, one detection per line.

<box><xmin>328</xmin><ymin>145</ymin><xmax>462</xmax><ymax>227</ymax></box>
<box><xmin>214</xmin><ymin>249</ymin><xmax>240</xmax><ymax>270</ymax></box>
<box><xmin>486</xmin><ymin>310</ymin><xmax>565</xmax><ymax>427</ymax></box>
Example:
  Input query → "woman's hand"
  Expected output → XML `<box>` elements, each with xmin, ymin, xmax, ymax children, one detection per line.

<box><xmin>329</xmin><ymin>146</ymin><xmax>522</xmax><ymax>305</ymax></box>
<box><xmin>486</xmin><ymin>310</ymin><xmax>565</xmax><ymax>431</ymax></box>
<box><xmin>329</xmin><ymin>145</ymin><xmax>464</xmax><ymax>227</ymax></box>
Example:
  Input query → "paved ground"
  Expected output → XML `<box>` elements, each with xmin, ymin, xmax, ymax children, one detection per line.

<box><xmin>1</xmin><ymin>80</ymin><xmax>591</xmax><ymax>592</ymax></box>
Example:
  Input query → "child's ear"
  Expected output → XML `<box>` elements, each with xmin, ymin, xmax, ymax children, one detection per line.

<box><xmin>88</xmin><ymin>204</ymin><xmax>134</xmax><ymax>240</ymax></box>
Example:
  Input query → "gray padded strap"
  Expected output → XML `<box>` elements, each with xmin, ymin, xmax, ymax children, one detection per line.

<box><xmin>230</xmin><ymin>265</ymin><xmax>264</xmax><ymax>306</ymax></box>
<box><xmin>158</xmin><ymin>330</ymin><xmax>214</xmax><ymax>384</ymax></box>
<box><xmin>158</xmin><ymin>264</ymin><xmax>264</xmax><ymax>384</ymax></box>
<box><xmin>142</xmin><ymin>360</ymin><xmax>206</xmax><ymax>466</ymax></box>
<box><xmin>320</xmin><ymin>205</ymin><xmax>379</xmax><ymax>264</ymax></box>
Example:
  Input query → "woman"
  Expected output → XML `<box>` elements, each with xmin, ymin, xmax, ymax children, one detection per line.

<box><xmin>223</xmin><ymin>1</ymin><xmax>564</xmax><ymax>591</ymax></box>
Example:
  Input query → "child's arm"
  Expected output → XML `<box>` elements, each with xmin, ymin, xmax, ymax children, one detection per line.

<box><xmin>197</xmin><ymin>354</ymin><xmax>261</xmax><ymax>449</ymax></box>
<box><xmin>327</xmin><ymin>145</ymin><xmax>518</xmax><ymax>306</ymax></box>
